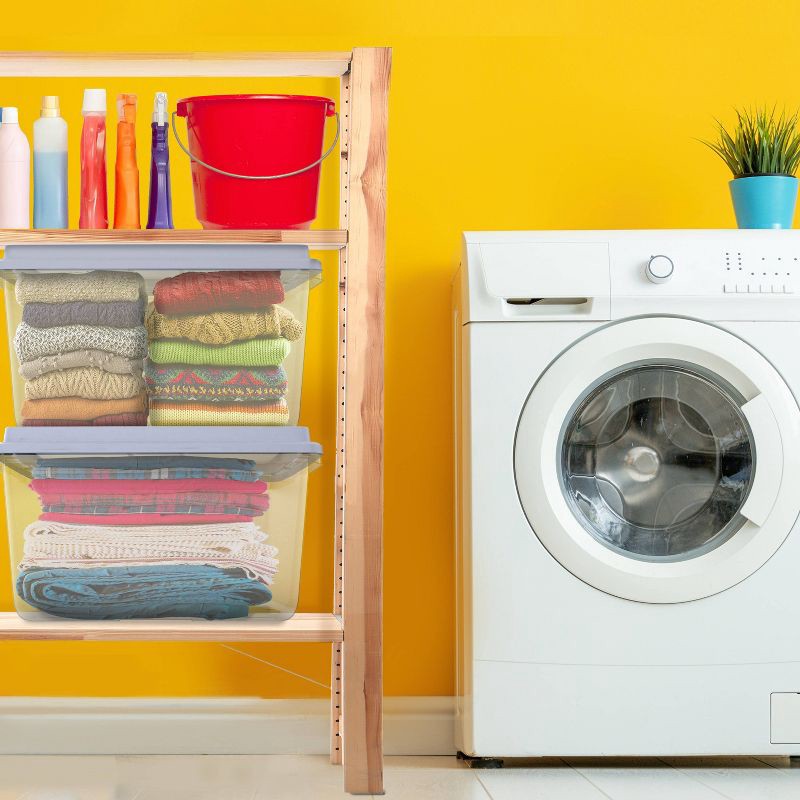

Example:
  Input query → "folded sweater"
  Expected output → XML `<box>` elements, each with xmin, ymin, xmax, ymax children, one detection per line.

<box><xmin>21</xmin><ymin>394</ymin><xmax>148</xmax><ymax>422</ymax></box>
<box><xmin>15</xmin><ymin>270</ymin><xmax>145</xmax><ymax>304</ymax></box>
<box><xmin>153</xmin><ymin>270</ymin><xmax>284</xmax><ymax>314</ymax></box>
<box><xmin>148</xmin><ymin>337</ymin><xmax>290</xmax><ymax>367</ymax></box>
<box><xmin>30</xmin><ymin>477</ymin><xmax>269</xmax><ymax>496</ymax></box>
<box><xmin>25</xmin><ymin>368</ymin><xmax>145</xmax><ymax>401</ymax></box>
<box><xmin>146</xmin><ymin>304</ymin><xmax>302</xmax><ymax>345</ymax></box>
<box><xmin>14</xmin><ymin>322</ymin><xmax>148</xmax><ymax>362</ymax></box>
<box><xmin>40</xmin><ymin>512</ymin><xmax>253</xmax><ymax>525</ymax></box>
<box><xmin>144</xmin><ymin>363</ymin><xmax>287</xmax><ymax>403</ymax></box>
<box><xmin>149</xmin><ymin>400</ymin><xmax>289</xmax><ymax>426</ymax></box>
<box><xmin>16</xmin><ymin>565</ymin><xmax>271</xmax><ymax>620</ymax></box>
<box><xmin>23</xmin><ymin>299</ymin><xmax>145</xmax><ymax>329</ymax></box>
<box><xmin>21</xmin><ymin>520</ymin><xmax>279</xmax><ymax>586</ymax></box>
<box><xmin>19</xmin><ymin>351</ymin><xmax>144</xmax><ymax>380</ymax></box>
<box><xmin>23</xmin><ymin>413</ymin><xmax>147</xmax><ymax>427</ymax></box>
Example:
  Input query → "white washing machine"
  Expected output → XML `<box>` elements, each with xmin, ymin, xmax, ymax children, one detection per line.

<box><xmin>454</xmin><ymin>230</ymin><xmax>800</xmax><ymax>760</ymax></box>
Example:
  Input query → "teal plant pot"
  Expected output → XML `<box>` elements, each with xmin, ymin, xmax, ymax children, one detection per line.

<box><xmin>729</xmin><ymin>175</ymin><xmax>799</xmax><ymax>229</ymax></box>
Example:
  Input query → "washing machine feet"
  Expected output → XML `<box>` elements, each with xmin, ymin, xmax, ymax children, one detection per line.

<box><xmin>456</xmin><ymin>751</ymin><xmax>505</xmax><ymax>769</ymax></box>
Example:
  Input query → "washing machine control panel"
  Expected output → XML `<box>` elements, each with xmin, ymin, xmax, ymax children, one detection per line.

<box><xmin>721</xmin><ymin>249</ymin><xmax>796</xmax><ymax>294</ymax></box>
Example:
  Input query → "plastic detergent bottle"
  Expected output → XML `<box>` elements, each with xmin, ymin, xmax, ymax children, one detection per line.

<box><xmin>114</xmin><ymin>93</ymin><xmax>140</xmax><ymax>229</ymax></box>
<box><xmin>79</xmin><ymin>89</ymin><xmax>108</xmax><ymax>229</ymax></box>
<box><xmin>0</xmin><ymin>107</ymin><xmax>31</xmax><ymax>229</ymax></box>
<box><xmin>147</xmin><ymin>92</ymin><xmax>173</xmax><ymax>229</ymax></box>
<box><xmin>33</xmin><ymin>96</ymin><xmax>68</xmax><ymax>229</ymax></box>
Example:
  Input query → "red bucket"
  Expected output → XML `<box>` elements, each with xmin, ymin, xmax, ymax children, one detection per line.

<box><xmin>174</xmin><ymin>94</ymin><xmax>337</xmax><ymax>229</ymax></box>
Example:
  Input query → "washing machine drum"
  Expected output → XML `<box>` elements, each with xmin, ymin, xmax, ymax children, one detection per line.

<box><xmin>514</xmin><ymin>317</ymin><xmax>800</xmax><ymax>603</ymax></box>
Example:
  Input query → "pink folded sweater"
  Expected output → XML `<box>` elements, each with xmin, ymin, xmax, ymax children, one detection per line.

<box><xmin>39</xmin><ymin>513</ymin><xmax>254</xmax><ymax>525</ymax></box>
<box><xmin>30</xmin><ymin>478</ymin><xmax>269</xmax><ymax>496</ymax></box>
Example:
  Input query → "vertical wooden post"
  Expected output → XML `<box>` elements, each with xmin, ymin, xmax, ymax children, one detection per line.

<box><xmin>330</xmin><ymin>60</ymin><xmax>352</xmax><ymax>768</ymax></box>
<box><xmin>340</xmin><ymin>46</ymin><xmax>390</xmax><ymax>796</ymax></box>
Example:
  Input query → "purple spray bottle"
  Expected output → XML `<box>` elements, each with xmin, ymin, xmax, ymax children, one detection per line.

<box><xmin>146</xmin><ymin>92</ymin><xmax>174</xmax><ymax>229</ymax></box>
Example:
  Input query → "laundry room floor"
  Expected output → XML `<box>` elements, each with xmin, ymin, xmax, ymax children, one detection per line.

<box><xmin>0</xmin><ymin>754</ymin><xmax>799</xmax><ymax>798</ymax></box>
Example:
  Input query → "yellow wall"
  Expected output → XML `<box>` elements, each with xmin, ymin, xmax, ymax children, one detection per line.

<box><xmin>0</xmin><ymin>1</ymin><xmax>796</xmax><ymax>699</ymax></box>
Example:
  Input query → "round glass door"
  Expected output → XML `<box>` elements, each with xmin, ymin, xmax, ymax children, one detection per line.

<box><xmin>560</xmin><ymin>365</ymin><xmax>754</xmax><ymax>562</ymax></box>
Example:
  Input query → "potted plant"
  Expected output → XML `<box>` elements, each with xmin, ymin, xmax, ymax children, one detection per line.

<box><xmin>703</xmin><ymin>107</ymin><xmax>800</xmax><ymax>229</ymax></box>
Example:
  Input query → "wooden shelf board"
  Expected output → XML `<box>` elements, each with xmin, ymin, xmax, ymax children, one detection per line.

<box><xmin>0</xmin><ymin>51</ymin><xmax>352</xmax><ymax>78</ymax></box>
<box><xmin>0</xmin><ymin>229</ymin><xmax>347</xmax><ymax>249</ymax></box>
<box><xmin>0</xmin><ymin>612</ymin><xmax>343</xmax><ymax>642</ymax></box>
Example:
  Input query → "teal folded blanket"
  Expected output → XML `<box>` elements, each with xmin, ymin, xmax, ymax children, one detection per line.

<box><xmin>16</xmin><ymin>565</ymin><xmax>271</xmax><ymax>620</ymax></box>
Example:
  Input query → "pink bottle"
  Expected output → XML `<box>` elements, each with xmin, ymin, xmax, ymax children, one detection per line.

<box><xmin>79</xmin><ymin>88</ymin><xmax>108</xmax><ymax>229</ymax></box>
<box><xmin>0</xmin><ymin>107</ymin><xmax>31</xmax><ymax>229</ymax></box>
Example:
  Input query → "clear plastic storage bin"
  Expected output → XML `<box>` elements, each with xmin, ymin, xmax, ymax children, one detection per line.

<box><xmin>0</xmin><ymin>426</ymin><xmax>321</xmax><ymax>621</ymax></box>
<box><xmin>0</xmin><ymin>244</ymin><xmax>321</xmax><ymax>427</ymax></box>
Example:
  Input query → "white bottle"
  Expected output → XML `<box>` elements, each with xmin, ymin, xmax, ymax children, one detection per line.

<box><xmin>0</xmin><ymin>107</ymin><xmax>31</xmax><ymax>229</ymax></box>
<box><xmin>33</xmin><ymin>96</ymin><xmax>68</xmax><ymax>229</ymax></box>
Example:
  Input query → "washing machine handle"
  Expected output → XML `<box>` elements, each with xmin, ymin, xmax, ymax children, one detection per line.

<box><xmin>740</xmin><ymin>394</ymin><xmax>782</xmax><ymax>527</ymax></box>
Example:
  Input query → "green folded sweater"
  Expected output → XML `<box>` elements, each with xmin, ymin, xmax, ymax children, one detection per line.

<box><xmin>148</xmin><ymin>337</ymin><xmax>291</xmax><ymax>367</ymax></box>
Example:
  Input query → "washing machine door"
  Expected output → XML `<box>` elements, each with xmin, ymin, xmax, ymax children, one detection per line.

<box><xmin>514</xmin><ymin>317</ymin><xmax>800</xmax><ymax>603</ymax></box>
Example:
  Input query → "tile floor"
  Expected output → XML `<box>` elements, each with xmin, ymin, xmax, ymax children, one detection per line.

<box><xmin>1</xmin><ymin>754</ymin><xmax>799</xmax><ymax>799</ymax></box>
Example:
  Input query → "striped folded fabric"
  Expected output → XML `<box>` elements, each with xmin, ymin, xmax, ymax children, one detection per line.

<box><xmin>39</xmin><ymin>513</ymin><xmax>255</xmax><ymax>525</ymax></box>
<box><xmin>29</xmin><ymin>478</ymin><xmax>269</xmax><ymax>496</ymax></box>
<box><xmin>148</xmin><ymin>399</ymin><xmax>290</xmax><ymax>426</ymax></box>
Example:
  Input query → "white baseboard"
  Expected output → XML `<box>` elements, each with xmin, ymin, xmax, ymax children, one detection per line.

<box><xmin>0</xmin><ymin>697</ymin><xmax>456</xmax><ymax>756</ymax></box>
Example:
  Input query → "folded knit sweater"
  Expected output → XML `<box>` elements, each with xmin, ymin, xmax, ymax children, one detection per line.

<box><xmin>14</xmin><ymin>322</ymin><xmax>148</xmax><ymax>362</ymax></box>
<box><xmin>19</xmin><ymin>351</ymin><xmax>144</xmax><ymax>380</ymax></box>
<box><xmin>148</xmin><ymin>337</ymin><xmax>290</xmax><ymax>367</ymax></box>
<box><xmin>25</xmin><ymin>368</ymin><xmax>145</xmax><ymax>401</ymax></box>
<box><xmin>145</xmin><ymin>304</ymin><xmax>302</xmax><ymax>345</ymax></box>
<box><xmin>144</xmin><ymin>363</ymin><xmax>287</xmax><ymax>403</ymax></box>
<box><xmin>149</xmin><ymin>399</ymin><xmax>289</xmax><ymax>426</ymax></box>
<box><xmin>21</xmin><ymin>393</ymin><xmax>148</xmax><ymax>422</ymax></box>
<box><xmin>23</xmin><ymin>299</ymin><xmax>145</xmax><ymax>329</ymax></box>
<box><xmin>15</xmin><ymin>270</ymin><xmax>144</xmax><ymax>304</ymax></box>
<box><xmin>153</xmin><ymin>270</ymin><xmax>284</xmax><ymax>314</ymax></box>
<box><xmin>22</xmin><ymin>413</ymin><xmax>147</xmax><ymax>427</ymax></box>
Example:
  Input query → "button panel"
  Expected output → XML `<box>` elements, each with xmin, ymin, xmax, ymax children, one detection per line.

<box><xmin>723</xmin><ymin>250</ymin><xmax>799</xmax><ymax>294</ymax></box>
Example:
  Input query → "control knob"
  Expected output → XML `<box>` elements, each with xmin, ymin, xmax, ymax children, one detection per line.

<box><xmin>645</xmin><ymin>255</ymin><xmax>674</xmax><ymax>284</ymax></box>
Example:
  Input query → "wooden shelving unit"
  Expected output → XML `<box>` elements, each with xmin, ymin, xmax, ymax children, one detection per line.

<box><xmin>0</xmin><ymin>47</ymin><xmax>389</xmax><ymax>796</ymax></box>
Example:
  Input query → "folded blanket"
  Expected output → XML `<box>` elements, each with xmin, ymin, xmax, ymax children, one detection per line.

<box><xmin>16</xmin><ymin>565</ymin><xmax>271</xmax><ymax>620</ymax></box>
<box><xmin>14</xmin><ymin>322</ymin><xmax>148</xmax><ymax>362</ymax></box>
<box><xmin>153</xmin><ymin>270</ymin><xmax>284</xmax><ymax>314</ymax></box>
<box><xmin>23</xmin><ymin>413</ymin><xmax>147</xmax><ymax>427</ymax></box>
<box><xmin>15</xmin><ymin>270</ymin><xmax>145</xmax><ymax>305</ymax></box>
<box><xmin>40</xmin><ymin>512</ymin><xmax>253</xmax><ymax>525</ymax></box>
<box><xmin>34</xmin><ymin>455</ymin><xmax>261</xmax><ymax>482</ymax></box>
<box><xmin>144</xmin><ymin>363</ymin><xmax>287</xmax><ymax>403</ymax></box>
<box><xmin>38</xmin><ymin>491</ymin><xmax>270</xmax><ymax>517</ymax></box>
<box><xmin>22</xmin><ymin>394</ymin><xmax>147</xmax><ymax>422</ymax></box>
<box><xmin>30</xmin><ymin>477</ymin><xmax>269</xmax><ymax>495</ymax></box>
<box><xmin>19</xmin><ymin>351</ymin><xmax>144</xmax><ymax>380</ymax></box>
<box><xmin>146</xmin><ymin>304</ymin><xmax>302</xmax><ymax>345</ymax></box>
<box><xmin>21</xmin><ymin>520</ymin><xmax>278</xmax><ymax>586</ymax></box>
<box><xmin>23</xmin><ymin>298</ymin><xmax>146</xmax><ymax>329</ymax></box>
<box><xmin>148</xmin><ymin>337</ymin><xmax>290</xmax><ymax>367</ymax></box>
<box><xmin>25</xmin><ymin>368</ymin><xmax>145</xmax><ymax>401</ymax></box>
<box><xmin>149</xmin><ymin>400</ymin><xmax>289</xmax><ymax>426</ymax></box>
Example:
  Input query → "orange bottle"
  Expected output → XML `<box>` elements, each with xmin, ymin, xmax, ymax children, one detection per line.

<box><xmin>113</xmin><ymin>94</ymin><xmax>140</xmax><ymax>229</ymax></box>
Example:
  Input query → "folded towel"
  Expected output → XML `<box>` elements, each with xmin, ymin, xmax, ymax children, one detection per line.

<box><xmin>148</xmin><ymin>337</ymin><xmax>290</xmax><ymax>367</ymax></box>
<box><xmin>146</xmin><ymin>304</ymin><xmax>302</xmax><ymax>345</ymax></box>
<box><xmin>21</xmin><ymin>520</ymin><xmax>279</xmax><ymax>586</ymax></box>
<box><xmin>149</xmin><ymin>400</ymin><xmax>289</xmax><ymax>426</ymax></box>
<box><xmin>38</xmin><ymin>491</ymin><xmax>270</xmax><ymax>518</ymax></box>
<box><xmin>25</xmin><ymin>368</ymin><xmax>145</xmax><ymax>401</ymax></box>
<box><xmin>14</xmin><ymin>322</ymin><xmax>148</xmax><ymax>362</ymax></box>
<box><xmin>19</xmin><ymin>351</ymin><xmax>144</xmax><ymax>380</ymax></box>
<box><xmin>40</xmin><ymin>512</ymin><xmax>253</xmax><ymax>525</ymax></box>
<box><xmin>153</xmin><ymin>270</ymin><xmax>284</xmax><ymax>314</ymax></box>
<box><xmin>16</xmin><ymin>565</ymin><xmax>271</xmax><ymax>620</ymax></box>
<box><xmin>144</xmin><ymin>363</ymin><xmax>287</xmax><ymax>403</ymax></box>
<box><xmin>30</xmin><ymin>477</ymin><xmax>268</xmax><ymax>495</ymax></box>
<box><xmin>34</xmin><ymin>455</ymin><xmax>261</xmax><ymax>482</ymax></box>
<box><xmin>23</xmin><ymin>298</ymin><xmax>146</xmax><ymax>329</ymax></box>
<box><xmin>21</xmin><ymin>394</ymin><xmax>148</xmax><ymax>422</ymax></box>
<box><xmin>15</xmin><ymin>270</ymin><xmax>145</xmax><ymax>305</ymax></box>
<box><xmin>22</xmin><ymin>413</ymin><xmax>147</xmax><ymax>427</ymax></box>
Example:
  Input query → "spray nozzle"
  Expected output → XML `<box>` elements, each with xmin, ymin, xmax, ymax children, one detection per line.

<box><xmin>117</xmin><ymin>94</ymin><xmax>137</xmax><ymax>123</ymax></box>
<box><xmin>153</xmin><ymin>92</ymin><xmax>168</xmax><ymax>126</ymax></box>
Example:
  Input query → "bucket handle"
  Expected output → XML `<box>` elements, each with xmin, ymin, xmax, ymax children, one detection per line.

<box><xmin>170</xmin><ymin>111</ymin><xmax>340</xmax><ymax>181</ymax></box>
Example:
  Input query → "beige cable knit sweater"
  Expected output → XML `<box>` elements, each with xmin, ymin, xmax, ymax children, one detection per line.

<box><xmin>15</xmin><ymin>270</ymin><xmax>145</xmax><ymax>304</ymax></box>
<box><xmin>25</xmin><ymin>368</ymin><xmax>146</xmax><ymax>401</ymax></box>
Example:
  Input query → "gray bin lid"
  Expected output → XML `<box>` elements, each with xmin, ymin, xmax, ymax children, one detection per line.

<box><xmin>0</xmin><ymin>426</ymin><xmax>322</xmax><ymax>482</ymax></box>
<box><xmin>0</xmin><ymin>244</ymin><xmax>322</xmax><ymax>292</ymax></box>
